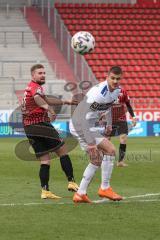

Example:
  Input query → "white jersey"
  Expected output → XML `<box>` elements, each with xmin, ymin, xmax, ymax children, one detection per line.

<box><xmin>70</xmin><ymin>80</ymin><xmax>121</xmax><ymax>147</ymax></box>
<box><xmin>85</xmin><ymin>80</ymin><xmax>120</xmax><ymax>120</ymax></box>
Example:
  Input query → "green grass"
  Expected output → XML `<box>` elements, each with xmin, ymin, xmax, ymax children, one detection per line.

<box><xmin>0</xmin><ymin>137</ymin><xmax>160</xmax><ymax>240</ymax></box>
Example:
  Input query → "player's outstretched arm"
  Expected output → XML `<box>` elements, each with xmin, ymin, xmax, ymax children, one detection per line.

<box><xmin>126</xmin><ymin>101</ymin><xmax>137</xmax><ymax>126</ymax></box>
<box><xmin>44</xmin><ymin>96</ymin><xmax>78</xmax><ymax>106</ymax></box>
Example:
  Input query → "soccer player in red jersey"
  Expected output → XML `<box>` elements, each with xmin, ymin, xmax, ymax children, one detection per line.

<box><xmin>110</xmin><ymin>87</ymin><xmax>137</xmax><ymax>167</ymax></box>
<box><xmin>21</xmin><ymin>64</ymin><xmax>78</xmax><ymax>199</ymax></box>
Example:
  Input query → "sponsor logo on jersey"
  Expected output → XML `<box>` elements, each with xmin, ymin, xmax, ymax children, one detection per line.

<box><xmin>90</xmin><ymin>101</ymin><xmax>115</xmax><ymax>111</ymax></box>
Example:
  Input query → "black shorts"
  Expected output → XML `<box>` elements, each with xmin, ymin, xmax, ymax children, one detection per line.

<box><xmin>24</xmin><ymin>122</ymin><xmax>65</xmax><ymax>157</ymax></box>
<box><xmin>110</xmin><ymin>121</ymin><xmax>128</xmax><ymax>137</ymax></box>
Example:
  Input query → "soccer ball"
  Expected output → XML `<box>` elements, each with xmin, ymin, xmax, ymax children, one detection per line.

<box><xmin>71</xmin><ymin>31</ymin><xmax>95</xmax><ymax>55</ymax></box>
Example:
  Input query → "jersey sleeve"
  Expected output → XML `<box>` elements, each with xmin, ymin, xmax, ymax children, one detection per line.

<box><xmin>30</xmin><ymin>85</ymin><xmax>44</xmax><ymax>97</ymax></box>
<box><xmin>123</xmin><ymin>89</ymin><xmax>130</xmax><ymax>104</ymax></box>
<box><xmin>89</xmin><ymin>84</ymin><xmax>109</xmax><ymax>104</ymax></box>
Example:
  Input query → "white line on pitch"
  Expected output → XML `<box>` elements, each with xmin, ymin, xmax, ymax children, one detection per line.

<box><xmin>93</xmin><ymin>199</ymin><xmax>160</xmax><ymax>204</ymax></box>
<box><xmin>124</xmin><ymin>192</ymin><xmax>160</xmax><ymax>199</ymax></box>
<box><xmin>0</xmin><ymin>202</ymin><xmax>61</xmax><ymax>207</ymax></box>
<box><xmin>0</xmin><ymin>198</ymin><xmax>160</xmax><ymax>207</ymax></box>
<box><xmin>93</xmin><ymin>192</ymin><xmax>160</xmax><ymax>203</ymax></box>
<box><xmin>0</xmin><ymin>199</ymin><xmax>159</xmax><ymax>206</ymax></box>
<box><xmin>0</xmin><ymin>192</ymin><xmax>160</xmax><ymax>207</ymax></box>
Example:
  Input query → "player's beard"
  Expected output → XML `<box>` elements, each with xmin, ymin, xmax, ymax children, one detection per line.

<box><xmin>39</xmin><ymin>82</ymin><xmax>45</xmax><ymax>85</ymax></box>
<box><xmin>37</xmin><ymin>79</ymin><xmax>45</xmax><ymax>85</ymax></box>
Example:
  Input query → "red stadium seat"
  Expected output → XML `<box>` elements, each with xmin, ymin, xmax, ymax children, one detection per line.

<box><xmin>59</xmin><ymin>3</ymin><xmax>160</xmax><ymax>109</ymax></box>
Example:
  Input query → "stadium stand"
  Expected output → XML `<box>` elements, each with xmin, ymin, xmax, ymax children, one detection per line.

<box><xmin>0</xmin><ymin>0</ymin><xmax>27</xmax><ymax>6</ymax></box>
<box><xmin>0</xmin><ymin>5</ymin><xmax>68</xmax><ymax>111</ymax></box>
<box><xmin>55</xmin><ymin>2</ymin><xmax>160</xmax><ymax>109</ymax></box>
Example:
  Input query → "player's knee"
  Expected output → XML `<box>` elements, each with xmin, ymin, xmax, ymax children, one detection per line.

<box><xmin>40</xmin><ymin>154</ymin><xmax>51</xmax><ymax>165</ymax></box>
<box><xmin>120</xmin><ymin>134</ymin><xmax>127</xmax><ymax>144</ymax></box>
<box><xmin>90</xmin><ymin>153</ymin><xmax>103</xmax><ymax>167</ymax></box>
<box><xmin>41</xmin><ymin>160</ymin><xmax>50</xmax><ymax>165</ymax></box>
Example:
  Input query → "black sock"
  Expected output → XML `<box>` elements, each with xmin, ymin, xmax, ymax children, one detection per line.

<box><xmin>60</xmin><ymin>155</ymin><xmax>74</xmax><ymax>182</ymax></box>
<box><xmin>119</xmin><ymin>144</ymin><xmax>126</xmax><ymax>162</ymax></box>
<box><xmin>39</xmin><ymin>164</ymin><xmax>50</xmax><ymax>190</ymax></box>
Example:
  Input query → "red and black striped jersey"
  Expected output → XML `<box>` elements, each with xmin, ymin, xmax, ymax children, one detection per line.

<box><xmin>112</xmin><ymin>88</ymin><xmax>130</xmax><ymax>122</ymax></box>
<box><xmin>21</xmin><ymin>81</ymin><xmax>50</xmax><ymax>126</ymax></box>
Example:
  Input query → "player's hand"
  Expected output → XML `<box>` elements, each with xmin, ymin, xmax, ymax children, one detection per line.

<box><xmin>99</xmin><ymin>113</ymin><xmax>106</xmax><ymax>126</ymax></box>
<box><xmin>104</xmin><ymin>125</ymin><xmax>112</xmax><ymax>136</ymax></box>
<box><xmin>48</xmin><ymin>106</ymin><xmax>56</xmax><ymax>121</ymax></box>
<box><xmin>132</xmin><ymin>117</ymin><xmax>137</xmax><ymax>127</ymax></box>
<box><xmin>63</xmin><ymin>100</ymin><xmax>79</xmax><ymax>105</ymax></box>
<box><xmin>49</xmin><ymin>112</ymin><xmax>56</xmax><ymax>122</ymax></box>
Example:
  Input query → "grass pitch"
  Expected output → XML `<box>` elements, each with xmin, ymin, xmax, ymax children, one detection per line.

<box><xmin>0</xmin><ymin>137</ymin><xmax>160</xmax><ymax>240</ymax></box>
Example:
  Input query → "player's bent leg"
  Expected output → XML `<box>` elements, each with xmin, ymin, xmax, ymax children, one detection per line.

<box><xmin>55</xmin><ymin>145</ymin><xmax>79</xmax><ymax>192</ymax></box>
<box><xmin>39</xmin><ymin>154</ymin><xmax>61</xmax><ymax>199</ymax></box>
<box><xmin>97</xmin><ymin>137</ymin><xmax>116</xmax><ymax>156</ymax></box>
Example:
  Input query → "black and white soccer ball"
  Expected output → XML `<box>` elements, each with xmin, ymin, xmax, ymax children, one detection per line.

<box><xmin>71</xmin><ymin>31</ymin><xmax>95</xmax><ymax>55</ymax></box>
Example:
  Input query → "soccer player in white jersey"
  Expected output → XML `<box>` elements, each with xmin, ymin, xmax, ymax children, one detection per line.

<box><xmin>70</xmin><ymin>66</ymin><xmax>123</xmax><ymax>203</ymax></box>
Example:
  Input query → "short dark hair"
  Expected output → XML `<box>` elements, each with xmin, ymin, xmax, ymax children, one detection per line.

<box><xmin>109</xmin><ymin>66</ymin><xmax>123</xmax><ymax>75</ymax></box>
<box><xmin>30</xmin><ymin>64</ymin><xmax>44</xmax><ymax>73</ymax></box>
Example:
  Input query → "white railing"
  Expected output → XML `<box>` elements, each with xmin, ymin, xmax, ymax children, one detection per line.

<box><xmin>0</xmin><ymin>31</ymin><xmax>42</xmax><ymax>47</ymax></box>
<box><xmin>0</xmin><ymin>60</ymin><xmax>56</xmax><ymax>78</ymax></box>
<box><xmin>0</xmin><ymin>4</ymin><xmax>28</xmax><ymax>18</ymax></box>
<box><xmin>0</xmin><ymin>60</ymin><xmax>78</xmax><ymax>87</ymax></box>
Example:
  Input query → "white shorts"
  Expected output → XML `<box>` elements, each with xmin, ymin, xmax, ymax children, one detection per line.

<box><xmin>69</xmin><ymin>121</ymin><xmax>105</xmax><ymax>151</ymax></box>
